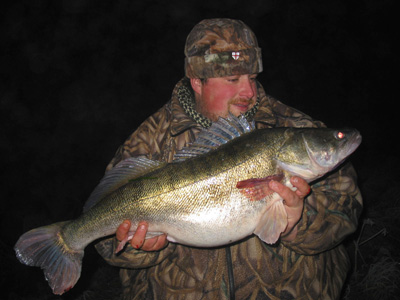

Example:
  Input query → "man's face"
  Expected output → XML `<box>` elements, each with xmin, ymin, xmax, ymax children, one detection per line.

<box><xmin>192</xmin><ymin>74</ymin><xmax>258</xmax><ymax>121</ymax></box>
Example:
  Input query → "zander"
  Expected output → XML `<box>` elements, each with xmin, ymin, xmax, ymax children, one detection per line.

<box><xmin>14</xmin><ymin>115</ymin><xmax>361</xmax><ymax>295</ymax></box>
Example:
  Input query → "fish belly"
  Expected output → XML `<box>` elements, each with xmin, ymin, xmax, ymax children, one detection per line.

<box><xmin>144</xmin><ymin>190</ymin><xmax>270</xmax><ymax>247</ymax></box>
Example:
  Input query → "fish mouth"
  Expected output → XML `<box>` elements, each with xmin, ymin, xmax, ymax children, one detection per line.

<box><xmin>343</xmin><ymin>131</ymin><xmax>362</xmax><ymax>157</ymax></box>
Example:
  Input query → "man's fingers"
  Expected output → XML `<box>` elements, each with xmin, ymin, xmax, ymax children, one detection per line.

<box><xmin>141</xmin><ymin>234</ymin><xmax>168</xmax><ymax>251</ymax></box>
<box><xmin>269</xmin><ymin>177</ymin><xmax>309</xmax><ymax>207</ymax></box>
<box><xmin>116</xmin><ymin>220</ymin><xmax>168</xmax><ymax>251</ymax></box>
<box><xmin>116</xmin><ymin>220</ymin><xmax>131</xmax><ymax>241</ymax></box>
<box><xmin>269</xmin><ymin>180</ymin><xmax>297</xmax><ymax>206</ymax></box>
<box><xmin>291</xmin><ymin>177</ymin><xmax>311</xmax><ymax>198</ymax></box>
<box><xmin>130</xmin><ymin>221</ymin><xmax>148</xmax><ymax>249</ymax></box>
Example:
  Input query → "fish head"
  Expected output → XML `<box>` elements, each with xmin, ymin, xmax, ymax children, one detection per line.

<box><xmin>275</xmin><ymin>128</ymin><xmax>362</xmax><ymax>181</ymax></box>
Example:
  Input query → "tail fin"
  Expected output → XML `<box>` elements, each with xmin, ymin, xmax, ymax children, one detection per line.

<box><xmin>14</xmin><ymin>221</ymin><xmax>84</xmax><ymax>295</ymax></box>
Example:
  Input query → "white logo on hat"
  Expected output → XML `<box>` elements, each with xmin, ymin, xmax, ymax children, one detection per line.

<box><xmin>232</xmin><ymin>52</ymin><xmax>240</xmax><ymax>60</ymax></box>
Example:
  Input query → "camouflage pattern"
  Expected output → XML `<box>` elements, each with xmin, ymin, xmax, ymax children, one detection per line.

<box><xmin>95</xmin><ymin>78</ymin><xmax>363</xmax><ymax>300</ymax></box>
<box><xmin>185</xmin><ymin>19</ymin><xmax>263</xmax><ymax>78</ymax></box>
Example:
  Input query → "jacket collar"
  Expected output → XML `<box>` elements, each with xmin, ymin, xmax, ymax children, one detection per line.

<box><xmin>170</xmin><ymin>78</ymin><xmax>202</xmax><ymax>136</ymax></box>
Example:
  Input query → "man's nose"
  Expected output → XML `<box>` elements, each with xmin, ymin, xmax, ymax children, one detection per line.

<box><xmin>239</xmin><ymin>77</ymin><xmax>255</xmax><ymax>99</ymax></box>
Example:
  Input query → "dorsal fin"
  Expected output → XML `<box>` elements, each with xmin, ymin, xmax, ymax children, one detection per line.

<box><xmin>83</xmin><ymin>157</ymin><xmax>165</xmax><ymax>212</ymax></box>
<box><xmin>173</xmin><ymin>114</ymin><xmax>255</xmax><ymax>162</ymax></box>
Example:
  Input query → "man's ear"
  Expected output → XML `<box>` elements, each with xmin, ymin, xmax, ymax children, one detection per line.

<box><xmin>190</xmin><ymin>78</ymin><xmax>202</xmax><ymax>95</ymax></box>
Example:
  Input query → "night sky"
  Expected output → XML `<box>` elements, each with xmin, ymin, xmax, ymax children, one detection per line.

<box><xmin>2</xmin><ymin>0</ymin><xmax>399</xmax><ymax>299</ymax></box>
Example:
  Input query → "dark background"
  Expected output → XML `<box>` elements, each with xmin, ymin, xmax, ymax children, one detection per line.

<box><xmin>2</xmin><ymin>0</ymin><xmax>399</xmax><ymax>299</ymax></box>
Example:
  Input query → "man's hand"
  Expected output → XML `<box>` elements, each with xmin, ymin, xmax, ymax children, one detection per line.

<box><xmin>116</xmin><ymin>220</ymin><xmax>168</xmax><ymax>251</ymax></box>
<box><xmin>269</xmin><ymin>176</ymin><xmax>310</xmax><ymax>241</ymax></box>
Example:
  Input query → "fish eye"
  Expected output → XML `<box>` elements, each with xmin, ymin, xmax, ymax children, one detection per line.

<box><xmin>335</xmin><ymin>131</ymin><xmax>345</xmax><ymax>140</ymax></box>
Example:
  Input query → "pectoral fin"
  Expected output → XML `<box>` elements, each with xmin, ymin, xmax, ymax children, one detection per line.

<box><xmin>236</xmin><ymin>174</ymin><xmax>284</xmax><ymax>201</ymax></box>
<box><xmin>254</xmin><ymin>198</ymin><xmax>288</xmax><ymax>244</ymax></box>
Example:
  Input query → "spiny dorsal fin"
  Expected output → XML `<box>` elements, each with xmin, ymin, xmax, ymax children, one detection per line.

<box><xmin>83</xmin><ymin>157</ymin><xmax>165</xmax><ymax>212</ymax></box>
<box><xmin>173</xmin><ymin>114</ymin><xmax>255</xmax><ymax>162</ymax></box>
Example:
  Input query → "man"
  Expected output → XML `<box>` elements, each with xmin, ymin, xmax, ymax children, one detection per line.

<box><xmin>95</xmin><ymin>19</ymin><xmax>362</xmax><ymax>299</ymax></box>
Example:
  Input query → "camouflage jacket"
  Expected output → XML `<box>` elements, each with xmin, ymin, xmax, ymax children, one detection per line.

<box><xmin>95</xmin><ymin>78</ymin><xmax>363</xmax><ymax>300</ymax></box>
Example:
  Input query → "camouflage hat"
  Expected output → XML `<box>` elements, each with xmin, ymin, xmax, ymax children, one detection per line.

<box><xmin>184</xmin><ymin>18</ymin><xmax>263</xmax><ymax>78</ymax></box>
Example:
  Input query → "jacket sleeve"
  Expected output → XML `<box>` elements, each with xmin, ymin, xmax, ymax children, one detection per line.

<box><xmin>105</xmin><ymin>104</ymin><xmax>172</xmax><ymax>171</ymax></box>
<box><xmin>95</xmin><ymin>103</ymin><xmax>177</xmax><ymax>268</ymax></box>
<box><xmin>282</xmin><ymin>162</ymin><xmax>363</xmax><ymax>254</ymax></box>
